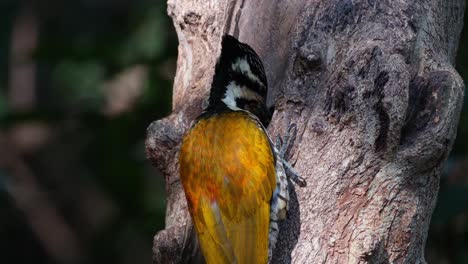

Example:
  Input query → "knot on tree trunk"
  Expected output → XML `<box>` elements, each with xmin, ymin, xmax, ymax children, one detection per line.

<box><xmin>146</xmin><ymin>113</ymin><xmax>185</xmax><ymax>174</ymax></box>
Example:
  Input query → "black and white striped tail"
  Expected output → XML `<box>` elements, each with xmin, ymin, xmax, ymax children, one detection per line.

<box><xmin>268</xmin><ymin>157</ymin><xmax>289</xmax><ymax>261</ymax></box>
<box><xmin>267</xmin><ymin>124</ymin><xmax>306</xmax><ymax>262</ymax></box>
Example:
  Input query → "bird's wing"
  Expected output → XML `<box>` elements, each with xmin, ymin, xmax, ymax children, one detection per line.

<box><xmin>179</xmin><ymin>111</ymin><xmax>276</xmax><ymax>264</ymax></box>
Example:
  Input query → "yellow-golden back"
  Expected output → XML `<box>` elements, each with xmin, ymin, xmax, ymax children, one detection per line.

<box><xmin>179</xmin><ymin>111</ymin><xmax>276</xmax><ymax>264</ymax></box>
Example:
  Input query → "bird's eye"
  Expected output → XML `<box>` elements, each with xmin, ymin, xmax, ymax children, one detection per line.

<box><xmin>244</xmin><ymin>101</ymin><xmax>258</xmax><ymax>112</ymax></box>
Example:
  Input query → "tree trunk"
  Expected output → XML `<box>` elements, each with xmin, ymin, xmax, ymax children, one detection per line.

<box><xmin>146</xmin><ymin>0</ymin><xmax>465</xmax><ymax>263</ymax></box>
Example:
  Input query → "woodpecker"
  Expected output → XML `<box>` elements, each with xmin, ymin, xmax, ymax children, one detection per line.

<box><xmin>179</xmin><ymin>35</ymin><xmax>305</xmax><ymax>264</ymax></box>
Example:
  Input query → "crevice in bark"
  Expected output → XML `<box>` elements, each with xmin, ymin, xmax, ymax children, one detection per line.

<box><xmin>372</xmin><ymin>71</ymin><xmax>390</xmax><ymax>152</ymax></box>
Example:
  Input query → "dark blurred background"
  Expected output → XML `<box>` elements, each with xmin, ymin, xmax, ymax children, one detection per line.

<box><xmin>0</xmin><ymin>0</ymin><xmax>173</xmax><ymax>263</ymax></box>
<box><xmin>0</xmin><ymin>1</ymin><xmax>465</xmax><ymax>264</ymax></box>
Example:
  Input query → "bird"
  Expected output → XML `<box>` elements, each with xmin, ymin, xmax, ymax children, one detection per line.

<box><xmin>178</xmin><ymin>35</ymin><xmax>305</xmax><ymax>264</ymax></box>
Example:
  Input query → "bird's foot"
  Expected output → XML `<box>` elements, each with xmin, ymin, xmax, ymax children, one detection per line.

<box><xmin>275</xmin><ymin>124</ymin><xmax>307</xmax><ymax>187</ymax></box>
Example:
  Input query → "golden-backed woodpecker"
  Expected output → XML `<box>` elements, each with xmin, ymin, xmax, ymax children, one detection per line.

<box><xmin>179</xmin><ymin>35</ymin><xmax>302</xmax><ymax>264</ymax></box>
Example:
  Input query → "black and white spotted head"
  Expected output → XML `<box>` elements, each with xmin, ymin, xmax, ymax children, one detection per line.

<box><xmin>206</xmin><ymin>35</ymin><xmax>271</xmax><ymax>125</ymax></box>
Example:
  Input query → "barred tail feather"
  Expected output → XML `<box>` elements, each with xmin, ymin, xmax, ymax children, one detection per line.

<box><xmin>268</xmin><ymin>158</ymin><xmax>290</xmax><ymax>261</ymax></box>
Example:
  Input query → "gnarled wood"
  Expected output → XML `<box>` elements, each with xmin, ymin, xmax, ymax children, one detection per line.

<box><xmin>146</xmin><ymin>0</ymin><xmax>465</xmax><ymax>263</ymax></box>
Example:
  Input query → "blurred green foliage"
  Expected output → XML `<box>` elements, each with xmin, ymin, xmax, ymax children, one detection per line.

<box><xmin>0</xmin><ymin>92</ymin><xmax>8</xmax><ymax>119</ymax></box>
<box><xmin>0</xmin><ymin>1</ymin><xmax>466</xmax><ymax>264</ymax></box>
<box><xmin>0</xmin><ymin>1</ymin><xmax>175</xmax><ymax>263</ymax></box>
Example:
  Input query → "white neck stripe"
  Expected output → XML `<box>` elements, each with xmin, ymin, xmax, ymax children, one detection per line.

<box><xmin>231</xmin><ymin>57</ymin><xmax>265</xmax><ymax>87</ymax></box>
<box><xmin>221</xmin><ymin>81</ymin><xmax>263</xmax><ymax>109</ymax></box>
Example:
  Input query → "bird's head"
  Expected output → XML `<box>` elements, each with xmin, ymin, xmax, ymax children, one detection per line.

<box><xmin>206</xmin><ymin>35</ymin><xmax>271</xmax><ymax>126</ymax></box>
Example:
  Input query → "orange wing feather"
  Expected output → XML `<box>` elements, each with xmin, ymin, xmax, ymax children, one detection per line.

<box><xmin>179</xmin><ymin>111</ymin><xmax>276</xmax><ymax>264</ymax></box>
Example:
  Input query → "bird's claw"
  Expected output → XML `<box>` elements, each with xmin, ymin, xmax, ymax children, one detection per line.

<box><xmin>275</xmin><ymin>123</ymin><xmax>306</xmax><ymax>187</ymax></box>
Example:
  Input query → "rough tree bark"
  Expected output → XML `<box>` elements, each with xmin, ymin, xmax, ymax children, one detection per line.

<box><xmin>146</xmin><ymin>0</ymin><xmax>465</xmax><ymax>263</ymax></box>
